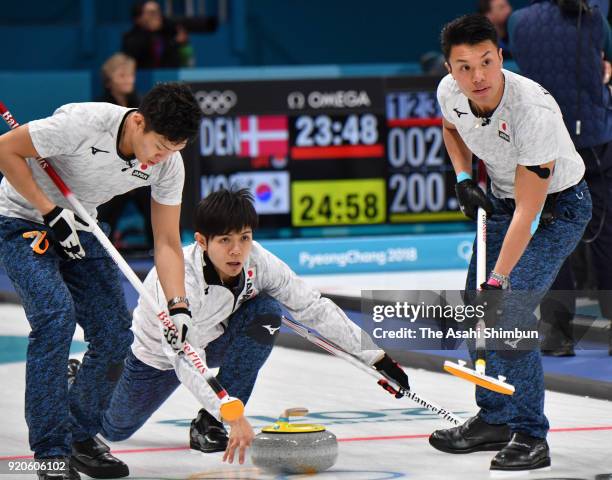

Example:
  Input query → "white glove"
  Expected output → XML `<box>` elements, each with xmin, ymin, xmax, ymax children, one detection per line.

<box><xmin>42</xmin><ymin>206</ymin><xmax>91</xmax><ymax>259</ymax></box>
<box><xmin>165</xmin><ymin>308</ymin><xmax>193</xmax><ymax>353</ymax></box>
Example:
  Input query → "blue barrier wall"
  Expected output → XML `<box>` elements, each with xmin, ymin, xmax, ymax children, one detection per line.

<box><xmin>0</xmin><ymin>72</ymin><xmax>91</xmax><ymax>124</ymax></box>
<box><xmin>0</xmin><ymin>0</ymin><xmax>530</xmax><ymax>72</ymax></box>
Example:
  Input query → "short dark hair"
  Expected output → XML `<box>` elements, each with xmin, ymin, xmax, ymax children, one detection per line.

<box><xmin>194</xmin><ymin>188</ymin><xmax>259</xmax><ymax>238</ymax></box>
<box><xmin>139</xmin><ymin>82</ymin><xmax>201</xmax><ymax>143</ymax></box>
<box><xmin>440</xmin><ymin>14</ymin><xmax>498</xmax><ymax>60</ymax></box>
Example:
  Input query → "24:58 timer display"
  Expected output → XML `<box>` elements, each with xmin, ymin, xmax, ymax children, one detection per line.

<box><xmin>291</xmin><ymin>179</ymin><xmax>386</xmax><ymax>227</ymax></box>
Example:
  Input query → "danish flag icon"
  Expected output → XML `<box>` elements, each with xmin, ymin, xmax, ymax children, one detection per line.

<box><xmin>238</xmin><ymin>115</ymin><xmax>288</xmax><ymax>157</ymax></box>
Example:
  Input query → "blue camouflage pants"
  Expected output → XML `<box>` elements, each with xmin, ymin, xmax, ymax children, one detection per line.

<box><xmin>100</xmin><ymin>294</ymin><xmax>283</xmax><ymax>441</ymax></box>
<box><xmin>0</xmin><ymin>216</ymin><xmax>132</xmax><ymax>458</ymax></box>
<box><xmin>465</xmin><ymin>180</ymin><xmax>591</xmax><ymax>438</ymax></box>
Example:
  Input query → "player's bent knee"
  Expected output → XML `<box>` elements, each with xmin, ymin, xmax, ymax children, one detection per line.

<box><xmin>247</xmin><ymin>312</ymin><xmax>282</xmax><ymax>345</ymax></box>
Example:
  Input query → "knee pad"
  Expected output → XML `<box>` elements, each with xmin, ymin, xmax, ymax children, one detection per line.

<box><xmin>247</xmin><ymin>313</ymin><xmax>282</xmax><ymax>345</ymax></box>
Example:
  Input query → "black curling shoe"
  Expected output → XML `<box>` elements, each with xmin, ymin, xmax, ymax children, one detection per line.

<box><xmin>429</xmin><ymin>415</ymin><xmax>511</xmax><ymax>454</ymax></box>
<box><xmin>71</xmin><ymin>436</ymin><xmax>129</xmax><ymax>478</ymax></box>
<box><xmin>490</xmin><ymin>432</ymin><xmax>551</xmax><ymax>472</ymax></box>
<box><xmin>190</xmin><ymin>408</ymin><xmax>229</xmax><ymax>453</ymax></box>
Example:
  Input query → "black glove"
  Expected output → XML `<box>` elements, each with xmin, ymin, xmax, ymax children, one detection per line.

<box><xmin>455</xmin><ymin>179</ymin><xmax>493</xmax><ymax>220</ymax></box>
<box><xmin>374</xmin><ymin>354</ymin><xmax>410</xmax><ymax>392</ymax></box>
<box><xmin>42</xmin><ymin>206</ymin><xmax>91</xmax><ymax>259</ymax></box>
<box><xmin>469</xmin><ymin>280</ymin><xmax>505</xmax><ymax>329</ymax></box>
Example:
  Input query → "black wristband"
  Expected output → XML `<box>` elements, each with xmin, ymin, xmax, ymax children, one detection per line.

<box><xmin>169</xmin><ymin>307</ymin><xmax>191</xmax><ymax>317</ymax></box>
<box><xmin>373</xmin><ymin>354</ymin><xmax>394</xmax><ymax>371</ymax></box>
<box><xmin>42</xmin><ymin>206</ymin><xmax>62</xmax><ymax>224</ymax></box>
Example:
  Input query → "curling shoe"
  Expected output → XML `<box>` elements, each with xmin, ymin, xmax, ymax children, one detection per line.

<box><xmin>490</xmin><ymin>432</ymin><xmax>550</xmax><ymax>472</ymax></box>
<box><xmin>190</xmin><ymin>408</ymin><xmax>228</xmax><ymax>453</ymax></box>
<box><xmin>429</xmin><ymin>415</ymin><xmax>511</xmax><ymax>454</ymax></box>
<box><xmin>71</xmin><ymin>436</ymin><xmax>129</xmax><ymax>478</ymax></box>
<box><xmin>36</xmin><ymin>457</ymin><xmax>80</xmax><ymax>480</ymax></box>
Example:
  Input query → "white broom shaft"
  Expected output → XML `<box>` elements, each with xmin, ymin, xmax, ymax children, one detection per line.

<box><xmin>41</xmin><ymin>168</ymin><xmax>227</xmax><ymax>392</ymax></box>
<box><xmin>476</xmin><ymin>207</ymin><xmax>487</xmax><ymax>286</ymax></box>
<box><xmin>281</xmin><ymin>316</ymin><xmax>462</xmax><ymax>425</ymax></box>
<box><xmin>475</xmin><ymin>207</ymin><xmax>487</xmax><ymax>372</ymax></box>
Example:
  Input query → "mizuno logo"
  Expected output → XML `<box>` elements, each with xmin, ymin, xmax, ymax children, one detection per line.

<box><xmin>262</xmin><ymin>325</ymin><xmax>280</xmax><ymax>335</ymax></box>
<box><xmin>91</xmin><ymin>146</ymin><xmax>110</xmax><ymax>155</ymax></box>
<box><xmin>504</xmin><ymin>338</ymin><xmax>522</xmax><ymax>349</ymax></box>
<box><xmin>453</xmin><ymin>108</ymin><xmax>468</xmax><ymax>118</ymax></box>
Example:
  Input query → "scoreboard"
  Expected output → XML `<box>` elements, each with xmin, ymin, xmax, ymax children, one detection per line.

<box><xmin>182</xmin><ymin>76</ymin><xmax>473</xmax><ymax>235</ymax></box>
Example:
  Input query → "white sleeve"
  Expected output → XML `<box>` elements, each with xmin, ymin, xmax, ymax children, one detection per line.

<box><xmin>147</xmin><ymin>273</ymin><xmax>226</xmax><ymax>421</ymax></box>
<box><xmin>159</xmin><ymin>336</ymin><xmax>225</xmax><ymax>421</ymax></box>
<box><xmin>258</xmin><ymin>248</ymin><xmax>384</xmax><ymax>366</ymax></box>
<box><xmin>151</xmin><ymin>152</ymin><xmax>185</xmax><ymax>206</ymax></box>
<box><xmin>28</xmin><ymin>104</ymin><xmax>98</xmax><ymax>158</ymax></box>
<box><xmin>514</xmin><ymin>106</ymin><xmax>560</xmax><ymax>166</ymax></box>
<box><xmin>436</xmin><ymin>74</ymin><xmax>454</xmax><ymax>122</ymax></box>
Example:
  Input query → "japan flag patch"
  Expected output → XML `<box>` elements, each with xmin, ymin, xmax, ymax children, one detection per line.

<box><xmin>498</xmin><ymin>119</ymin><xmax>510</xmax><ymax>142</ymax></box>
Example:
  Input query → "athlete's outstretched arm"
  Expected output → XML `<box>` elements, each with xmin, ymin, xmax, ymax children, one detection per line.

<box><xmin>492</xmin><ymin>161</ymin><xmax>554</xmax><ymax>276</ymax></box>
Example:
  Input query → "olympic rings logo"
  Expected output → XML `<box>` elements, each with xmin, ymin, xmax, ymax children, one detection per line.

<box><xmin>195</xmin><ymin>90</ymin><xmax>237</xmax><ymax>115</ymax></box>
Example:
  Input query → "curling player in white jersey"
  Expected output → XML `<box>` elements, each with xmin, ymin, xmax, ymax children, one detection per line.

<box><xmin>74</xmin><ymin>187</ymin><xmax>410</xmax><ymax>465</ymax></box>
<box><xmin>429</xmin><ymin>13</ymin><xmax>591</xmax><ymax>473</ymax></box>
<box><xmin>0</xmin><ymin>83</ymin><xmax>202</xmax><ymax>479</ymax></box>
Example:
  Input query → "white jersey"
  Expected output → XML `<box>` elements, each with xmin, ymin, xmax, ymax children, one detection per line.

<box><xmin>437</xmin><ymin>69</ymin><xmax>584</xmax><ymax>198</ymax></box>
<box><xmin>0</xmin><ymin>102</ymin><xmax>185</xmax><ymax>223</ymax></box>
<box><xmin>131</xmin><ymin>241</ymin><xmax>384</xmax><ymax>420</ymax></box>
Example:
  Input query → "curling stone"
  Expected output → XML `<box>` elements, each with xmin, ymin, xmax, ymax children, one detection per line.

<box><xmin>251</xmin><ymin>407</ymin><xmax>338</xmax><ymax>474</ymax></box>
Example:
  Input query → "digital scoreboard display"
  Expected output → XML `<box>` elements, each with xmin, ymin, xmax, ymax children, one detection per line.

<box><xmin>182</xmin><ymin>76</ymin><xmax>471</xmax><ymax>234</ymax></box>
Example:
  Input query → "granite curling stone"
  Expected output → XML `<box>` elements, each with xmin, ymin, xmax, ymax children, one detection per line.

<box><xmin>251</xmin><ymin>407</ymin><xmax>338</xmax><ymax>474</ymax></box>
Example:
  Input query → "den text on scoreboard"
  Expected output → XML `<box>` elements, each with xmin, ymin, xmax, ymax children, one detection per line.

<box><xmin>186</xmin><ymin>76</ymin><xmax>467</xmax><ymax>231</ymax></box>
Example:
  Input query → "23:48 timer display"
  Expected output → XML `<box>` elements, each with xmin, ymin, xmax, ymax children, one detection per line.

<box><xmin>293</xmin><ymin>114</ymin><xmax>379</xmax><ymax>146</ymax></box>
<box><xmin>291</xmin><ymin>179</ymin><xmax>386</xmax><ymax>227</ymax></box>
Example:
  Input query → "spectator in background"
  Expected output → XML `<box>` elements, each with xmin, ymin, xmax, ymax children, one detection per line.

<box><xmin>479</xmin><ymin>0</ymin><xmax>514</xmax><ymax>58</ymax></box>
<box><xmin>96</xmin><ymin>53</ymin><xmax>153</xmax><ymax>252</ymax></box>
<box><xmin>509</xmin><ymin>0</ymin><xmax>612</xmax><ymax>356</ymax></box>
<box><xmin>98</xmin><ymin>53</ymin><xmax>141</xmax><ymax>107</ymax></box>
<box><xmin>420</xmin><ymin>51</ymin><xmax>448</xmax><ymax>75</ymax></box>
<box><xmin>122</xmin><ymin>0</ymin><xmax>194</xmax><ymax>69</ymax></box>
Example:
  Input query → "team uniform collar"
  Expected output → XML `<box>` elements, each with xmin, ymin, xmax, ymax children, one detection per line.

<box><xmin>199</xmin><ymin>246</ymin><xmax>247</xmax><ymax>298</ymax></box>
<box><xmin>116</xmin><ymin>109</ymin><xmax>138</xmax><ymax>165</ymax></box>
